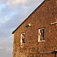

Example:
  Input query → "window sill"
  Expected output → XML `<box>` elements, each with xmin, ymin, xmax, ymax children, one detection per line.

<box><xmin>23</xmin><ymin>43</ymin><xmax>25</xmax><ymax>44</ymax></box>
<box><xmin>38</xmin><ymin>40</ymin><xmax>45</xmax><ymax>42</ymax></box>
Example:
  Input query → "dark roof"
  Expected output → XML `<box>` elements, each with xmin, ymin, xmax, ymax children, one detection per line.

<box><xmin>12</xmin><ymin>0</ymin><xmax>45</xmax><ymax>34</ymax></box>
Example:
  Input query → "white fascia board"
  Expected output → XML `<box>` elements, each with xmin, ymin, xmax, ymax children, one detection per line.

<box><xmin>50</xmin><ymin>22</ymin><xmax>57</xmax><ymax>25</ymax></box>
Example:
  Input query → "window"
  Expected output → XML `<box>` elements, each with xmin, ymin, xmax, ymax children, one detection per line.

<box><xmin>21</xmin><ymin>33</ymin><xmax>25</xmax><ymax>45</ymax></box>
<box><xmin>38</xmin><ymin>28</ymin><xmax>45</xmax><ymax>42</ymax></box>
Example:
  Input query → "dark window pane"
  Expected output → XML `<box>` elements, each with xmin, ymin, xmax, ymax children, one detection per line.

<box><xmin>40</xmin><ymin>29</ymin><xmax>44</xmax><ymax>40</ymax></box>
<box><xmin>22</xmin><ymin>33</ymin><xmax>25</xmax><ymax>43</ymax></box>
<box><xmin>22</xmin><ymin>38</ymin><xmax>25</xmax><ymax>43</ymax></box>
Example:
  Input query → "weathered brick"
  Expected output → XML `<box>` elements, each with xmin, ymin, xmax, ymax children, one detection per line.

<box><xmin>12</xmin><ymin>0</ymin><xmax>57</xmax><ymax>57</ymax></box>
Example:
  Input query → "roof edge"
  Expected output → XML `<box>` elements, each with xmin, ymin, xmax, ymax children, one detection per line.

<box><xmin>12</xmin><ymin>0</ymin><xmax>45</xmax><ymax>34</ymax></box>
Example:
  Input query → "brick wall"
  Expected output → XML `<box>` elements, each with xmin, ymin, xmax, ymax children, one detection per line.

<box><xmin>13</xmin><ymin>0</ymin><xmax>57</xmax><ymax>57</ymax></box>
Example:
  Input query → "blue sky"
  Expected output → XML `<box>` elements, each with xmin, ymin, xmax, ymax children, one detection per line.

<box><xmin>0</xmin><ymin>0</ymin><xmax>44</xmax><ymax>57</ymax></box>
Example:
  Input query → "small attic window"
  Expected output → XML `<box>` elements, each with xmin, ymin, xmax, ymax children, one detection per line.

<box><xmin>38</xmin><ymin>28</ymin><xmax>45</xmax><ymax>42</ymax></box>
<box><xmin>21</xmin><ymin>33</ymin><xmax>25</xmax><ymax>45</ymax></box>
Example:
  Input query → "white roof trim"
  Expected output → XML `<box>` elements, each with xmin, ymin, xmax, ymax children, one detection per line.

<box><xmin>50</xmin><ymin>22</ymin><xmax>57</xmax><ymax>25</ymax></box>
<box><xmin>55</xmin><ymin>50</ymin><xmax>57</xmax><ymax>51</ymax></box>
<box><xmin>40</xmin><ymin>51</ymin><xmax>52</xmax><ymax>53</ymax></box>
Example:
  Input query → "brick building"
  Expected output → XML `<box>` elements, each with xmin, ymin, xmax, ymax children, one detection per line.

<box><xmin>12</xmin><ymin>0</ymin><xmax>57</xmax><ymax>57</ymax></box>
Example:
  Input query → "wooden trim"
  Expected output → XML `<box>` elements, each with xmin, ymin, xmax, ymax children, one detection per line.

<box><xmin>38</xmin><ymin>27</ymin><xmax>45</xmax><ymax>29</ymax></box>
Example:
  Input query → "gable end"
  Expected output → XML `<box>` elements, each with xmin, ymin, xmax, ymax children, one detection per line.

<box><xmin>12</xmin><ymin>0</ymin><xmax>46</xmax><ymax>34</ymax></box>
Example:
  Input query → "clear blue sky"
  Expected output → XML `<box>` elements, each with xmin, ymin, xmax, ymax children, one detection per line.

<box><xmin>0</xmin><ymin>0</ymin><xmax>44</xmax><ymax>57</ymax></box>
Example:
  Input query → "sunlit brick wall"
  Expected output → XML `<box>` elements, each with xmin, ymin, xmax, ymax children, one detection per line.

<box><xmin>13</xmin><ymin>0</ymin><xmax>57</xmax><ymax>57</ymax></box>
